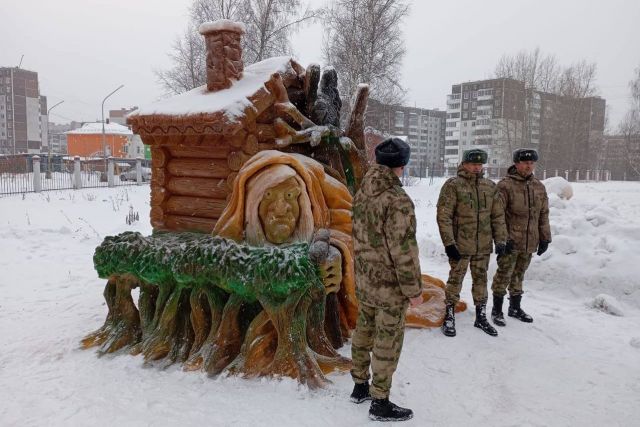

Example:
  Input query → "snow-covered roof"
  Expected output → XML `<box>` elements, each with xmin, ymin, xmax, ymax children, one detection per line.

<box><xmin>66</xmin><ymin>122</ymin><xmax>133</xmax><ymax>136</ymax></box>
<box><xmin>128</xmin><ymin>56</ymin><xmax>294</xmax><ymax>120</ymax></box>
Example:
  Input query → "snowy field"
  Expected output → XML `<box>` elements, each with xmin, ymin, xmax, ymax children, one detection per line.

<box><xmin>1</xmin><ymin>180</ymin><xmax>639</xmax><ymax>426</ymax></box>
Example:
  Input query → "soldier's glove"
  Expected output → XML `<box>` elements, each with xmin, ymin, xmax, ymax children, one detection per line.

<box><xmin>537</xmin><ymin>241</ymin><xmax>550</xmax><ymax>256</ymax></box>
<box><xmin>445</xmin><ymin>245</ymin><xmax>462</xmax><ymax>261</ymax></box>
<box><xmin>506</xmin><ymin>240</ymin><xmax>515</xmax><ymax>254</ymax></box>
<box><xmin>495</xmin><ymin>242</ymin><xmax>508</xmax><ymax>257</ymax></box>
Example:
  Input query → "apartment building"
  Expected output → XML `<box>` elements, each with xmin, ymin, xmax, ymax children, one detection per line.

<box><xmin>366</xmin><ymin>99</ymin><xmax>446</xmax><ymax>176</ymax></box>
<box><xmin>0</xmin><ymin>67</ymin><xmax>48</xmax><ymax>154</ymax></box>
<box><xmin>445</xmin><ymin>78</ymin><xmax>526</xmax><ymax>169</ymax></box>
<box><xmin>445</xmin><ymin>78</ymin><xmax>606</xmax><ymax>172</ymax></box>
<box><xmin>601</xmin><ymin>134</ymin><xmax>640</xmax><ymax>180</ymax></box>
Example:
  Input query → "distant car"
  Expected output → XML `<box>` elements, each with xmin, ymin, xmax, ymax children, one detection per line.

<box><xmin>120</xmin><ymin>167</ymin><xmax>151</xmax><ymax>182</ymax></box>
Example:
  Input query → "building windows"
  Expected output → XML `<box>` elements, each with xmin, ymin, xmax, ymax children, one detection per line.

<box><xmin>445</xmin><ymin>148</ymin><xmax>458</xmax><ymax>155</ymax></box>
<box><xmin>472</xmin><ymin>101</ymin><xmax>477</xmax><ymax>108</ymax></box>
<box><xmin>462</xmin><ymin>112</ymin><xmax>468</xmax><ymax>119</ymax></box>
<box><xmin>463</xmin><ymin>102</ymin><xmax>468</xmax><ymax>109</ymax></box>
<box><xmin>464</xmin><ymin>93</ymin><xmax>469</xmax><ymax>99</ymax></box>
<box><xmin>394</xmin><ymin>111</ymin><xmax>404</xmax><ymax>128</ymax></box>
<box><xmin>472</xmin><ymin>91</ymin><xmax>477</xmax><ymax>98</ymax></box>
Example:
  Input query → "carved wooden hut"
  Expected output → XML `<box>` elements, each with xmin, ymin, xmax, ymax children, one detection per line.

<box><xmin>127</xmin><ymin>20</ymin><xmax>344</xmax><ymax>234</ymax></box>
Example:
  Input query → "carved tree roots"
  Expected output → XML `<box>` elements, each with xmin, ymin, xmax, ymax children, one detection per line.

<box><xmin>82</xmin><ymin>278</ymin><xmax>350</xmax><ymax>388</ymax></box>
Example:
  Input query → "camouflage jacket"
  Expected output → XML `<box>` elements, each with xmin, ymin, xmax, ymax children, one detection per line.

<box><xmin>436</xmin><ymin>165</ymin><xmax>507</xmax><ymax>255</ymax></box>
<box><xmin>352</xmin><ymin>164</ymin><xmax>423</xmax><ymax>308</ymax></box>
<box><xmin>497</xmin><ymin>166</ymin><xmax>551</xmax><ymax>253</ymax></box>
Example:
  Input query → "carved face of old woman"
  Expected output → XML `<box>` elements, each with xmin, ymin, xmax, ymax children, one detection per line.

<box><xmin>258</xmin><ymin>177</ymin><xmax>302</xmax><ymax>244</ymax></box>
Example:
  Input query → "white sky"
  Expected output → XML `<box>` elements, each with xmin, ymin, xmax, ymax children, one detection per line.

<box><xmin>2</xmin><ymin>0</ymin><xmax>639</xmax><ymax>129</ymax></box>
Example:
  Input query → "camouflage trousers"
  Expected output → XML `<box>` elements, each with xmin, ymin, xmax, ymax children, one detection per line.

<box><xmin>445</xmin><ymin>255</ymin><xmax>490</xmax><ymax>306</ymax></box>
<box><xmin>491</xmin><ymin>251</ymin><xmax>533</xmax><ymax>297</ymax></box>
<box><xmin>351</xmin><ymin>301</ymin><xmax>408</xmax><ymax>399</ymax></box>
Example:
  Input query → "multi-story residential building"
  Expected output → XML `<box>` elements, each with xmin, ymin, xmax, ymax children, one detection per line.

<box><xmin>366</xmin><ymin>99</ymin><xmax>446</xmax><ymax>176</ymax></box>
<box><xmin>0</xmin><ymin>67</ymin><xmax>48</xmax><ymax>154</ymax></box>
<box><xmin>445</xmin><ymin>78</ymin><xmax>526</xmax><ymax>171</ymax></box>
<box><xmin>445</xmin><ymin>78</ymin><xmax>606</xmax><ymax>174</ymax></box>
<box><xmin>109</xmin><ymin>107</ymin><xmax>138</xmax><ymax>126</ymax></box>
<box><xmin>537</xmin><ymin>93</ymin><xmax>606</xmax><ymax>172</ymax></box>
<box><xmin>601</xmin><ymin>134</ymin><xmax>640</xmax><ymax>180</ymax></box>
<box><xmin>47</xmin><ymin>121</ymin><xmax>82</xmax><ymax>154</ymax></box>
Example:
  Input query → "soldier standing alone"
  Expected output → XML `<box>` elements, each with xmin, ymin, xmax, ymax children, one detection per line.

<box><xmin>490</xmin><ymin>148</ymin><xmax>551</xmax><ymax>326</ymax></box>
<box><xmin>437</xmin><ymin>149</ymin><xmax>507</xmax><ymax>337</ymax></box>
<box><xmin>349</xmin><ymin>137</ymin><xmax>424</xmax><ymax>422</ymax></box>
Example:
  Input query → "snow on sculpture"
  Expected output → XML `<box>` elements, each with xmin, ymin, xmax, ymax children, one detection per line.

<box><xmin>81</xmin><ymin>20</ymin><xmax>462</xmax><ymax>387</ymax></box>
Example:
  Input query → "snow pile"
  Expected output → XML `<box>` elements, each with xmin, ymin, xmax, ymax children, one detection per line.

<box><xmin>522</xmin><ymin>182</ymin><xmax>640</xmax><ymax>308</ymax></box>
<box><xmin>543</xmin><ymin>176</ymin><xmax>573</xmax><ymax>199</ymax></box>
<box><xmin>589</xmin><ymin>294</ymin><xmax>625</xmax><ymax>316</ymax></box>
<box><xmin>406</xmin><ymin>180</ymin><xmax>640</xmax><ymax>309</ymax></box>
<box><xmin>1</xmin><ymin>181</ymin><xmax>640</xmax><ymax>426</ymax></box>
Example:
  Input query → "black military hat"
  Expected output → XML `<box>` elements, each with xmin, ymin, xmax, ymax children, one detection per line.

<box><xmin>462</xmin><ymin>149</ymin><xmax>488</xmax><ymax>164</ymax></box>
<box><xmin>513</xmin><ymin>148</ymin><xmax>539</xmax><ymax>163</ymax></box>
<box><xmin>375</xmin><ymin>137</ymin><xmax>411</xmax><ymax>168</ymax></box>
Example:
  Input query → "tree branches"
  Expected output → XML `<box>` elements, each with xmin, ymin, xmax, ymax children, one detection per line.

<box><xmin>156</xmin><ymin>0</ymin><xmax>319</xmax><ymax>95</ymax></box>
<box><xmin>322</xmin><ymin>0</ymin><xmax>409</xmax><ymax>109</ymax></box>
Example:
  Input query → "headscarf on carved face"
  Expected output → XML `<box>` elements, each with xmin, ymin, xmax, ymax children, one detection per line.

<box><xmin>214</xmin><ymin>150</ymin><xmax>358</xmax><ymax>335</ymax></box>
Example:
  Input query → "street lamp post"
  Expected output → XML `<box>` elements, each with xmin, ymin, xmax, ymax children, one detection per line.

<box><xmin>45</xmin><ymin>100</ymin><xmax>64</xmax><ymax>179</ymax></box>
<box><xmin>101</xmin><ymin>84</ymin><xmax>124</xmax><ymax>158</ymax></box>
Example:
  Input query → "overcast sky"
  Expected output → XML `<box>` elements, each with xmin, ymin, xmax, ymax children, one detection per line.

<box><xmin>2</xmin><ymin>0</ymin><xmax>639</xmax><ymax>129</ymax></box>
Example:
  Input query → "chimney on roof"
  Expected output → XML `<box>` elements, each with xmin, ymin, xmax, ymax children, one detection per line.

<box><xmin>199</xmin><ymin>20</ymin><xmax>245</xmax><ymax>92</ymax></box>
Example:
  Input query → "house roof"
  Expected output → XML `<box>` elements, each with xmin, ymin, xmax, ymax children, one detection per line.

<box><xmin>127</xmin><ymin>56</ymin><xmax>301</xmax><ymax>138</ymax></box>
<box><xmin>65</xmin><ymin>122</ymin><xmax>133</xmax><ymax>136</ymax></box>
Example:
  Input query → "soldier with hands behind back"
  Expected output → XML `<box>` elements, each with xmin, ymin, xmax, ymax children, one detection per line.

<box><xmin>349</xmin><ymin>137</ymin><xmax>424</xmax><ymax>422</ymax></box>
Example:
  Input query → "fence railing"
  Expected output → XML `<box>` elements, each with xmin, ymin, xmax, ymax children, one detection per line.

<box><xmin>439</xmin><ymin>166</ymin><xmax>613</xmax><ymax>182</ymax></box>
<box><xmin>0</xmin><ymin>154</ymin><xmax>150</xmax><ymax>195</ymax></box>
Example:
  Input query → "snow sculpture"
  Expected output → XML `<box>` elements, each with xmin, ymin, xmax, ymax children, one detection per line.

<box><xmin>82</xmin><ymin>20</ymin><xmax>455</xmax><ymax>388</ymax></box>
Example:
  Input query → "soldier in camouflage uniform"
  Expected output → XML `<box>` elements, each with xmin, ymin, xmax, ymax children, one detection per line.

<box><xmin>490</xmin><ymin>148</ymin><xmax>551</xmax><ymax>326</ymax></box>
<box><xmin>350</xmin><ymin>137</ymin><xmax>423</xmax><ymax>422</ymax></box>
<box><xmin>437</xmin><ymin>149</ymin><xmax>507</xmax><ymax>337</ymax></box>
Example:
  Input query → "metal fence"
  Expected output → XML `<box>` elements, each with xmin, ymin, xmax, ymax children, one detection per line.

<box><xmin>0</xmin><ymin>154</ymin><xmax>150</xmax><ymax>195</ymax></box>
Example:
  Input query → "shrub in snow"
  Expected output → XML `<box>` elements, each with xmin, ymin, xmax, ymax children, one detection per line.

<box><xmin>589</xmin><ymin>294</ymin><xmax>624</xmax><ymax>316</ymax></box>
<box><xmin>543</xmin><ymin>177</ymin><xmax>573</xmax><ymax>200</ymax></box>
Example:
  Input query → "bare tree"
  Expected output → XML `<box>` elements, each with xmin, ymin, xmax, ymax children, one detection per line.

<box><xmin>156</xmin><ymin>24</ymin><xmax>208</xmax><ymax>94</ymax></box>
<box><xmin>619</xmin><ymin>65</ymin><xmax>640</xmax><ymax>177</ymax></box>
<box><xmin>495</xmin><ymin>47</ymin><xmax>560</xmax><ymax>93</ymax></box>
<box><xmin>156</xmin><ymin>0</ymin><xmax>319</xmax><ymax>95</ymax></box>
<box><xmin>322</xmin><ymin>0</ymin><xmax>410</xmax><ymax>111</ymax></box>
<box><xmin>494</xmin><ymin>49</ymin><xmax>601</xmax><ymax>172</ymax></box>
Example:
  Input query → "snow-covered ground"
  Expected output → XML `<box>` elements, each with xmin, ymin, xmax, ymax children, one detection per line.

<box><xmin>1</xmin><ymin>180</ymin><xmax>639</xmax><ymax>426</ymax></box>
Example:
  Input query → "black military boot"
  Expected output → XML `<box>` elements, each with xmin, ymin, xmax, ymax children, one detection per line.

<box><xmin>369</xmin><ymin>398</ymin><xmax>413</xmax><ymax>422</ymax></box>
<box><xmin>474</xmin><ymin>304</ymin><xmax>498</xmax><ymax>336</ymax></box>
<box><xmin>350</xmin><ymin>382</ymin><xmax>371</xmax><ymax>404</ymax></box>
<box><xmin>491</xmin><ymin>295</ymin><xmax>506</xmax><ymax>327</ymax></box>
<box><xmin>508</xmin><ymin>295</ymin><xmax>533</xmax><ymax>323</ymax></box>
<box><xmin>441</xmin><ymin>303</ymin><xmax>456</xmax><ymax>337</ymax></box>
